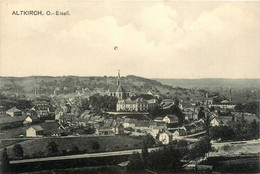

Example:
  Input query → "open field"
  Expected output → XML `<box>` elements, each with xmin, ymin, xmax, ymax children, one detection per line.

<box><xmin>1</xmin><ymin>136</ymin><xmax>144</xmax><ymax>159</ymax></box>
<box><xmin>211</xmin><ymin>139</ymin><xmax>260</xmax><ymax>157</ymax></box>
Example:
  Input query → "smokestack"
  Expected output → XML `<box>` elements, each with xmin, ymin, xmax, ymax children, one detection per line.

<box><xmin>229</xmin><ymin>85</ymin><xmax>232</xmax><ymax>102</ymax></box>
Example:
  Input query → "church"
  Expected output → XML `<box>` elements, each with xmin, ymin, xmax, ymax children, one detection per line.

<box><xmin>108</xmin><ymin>70</ymin><xmax>133</xmax><ymax>100</ymax></box>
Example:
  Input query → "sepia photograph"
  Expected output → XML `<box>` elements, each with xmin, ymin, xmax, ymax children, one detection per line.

<box><xmin>0</xmin><ymin>0</ymin><xmax>259</xmax><ymax>173</ymax></box>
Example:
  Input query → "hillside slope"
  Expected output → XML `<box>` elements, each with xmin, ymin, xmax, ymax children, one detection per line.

<box><xmin>0</xmin><ymin>76</ymin><xmax>205</xmax><ymax>100</ymax></box>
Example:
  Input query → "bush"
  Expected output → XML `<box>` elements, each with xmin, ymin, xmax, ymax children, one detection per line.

<box><xmin>12</xmin><ymin>144</ymin><xmax>23</xmax><ymax>159</ymax></box>
<box><xmin>47</xmin><ymin>141</ymin><xmax>59</xmax><ymax>156</ymax></box>
<box><xmin>92</xmin><ymin>141</ymin><xmax>100</xmax><ymax>151</ymax></box>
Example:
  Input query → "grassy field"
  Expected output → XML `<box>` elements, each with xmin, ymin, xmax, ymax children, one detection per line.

<box><xmin>201</xmin><ymin>156</ymin><xmax>259</xmax><ymax>173</ymax></box>
<box><xmin>2</xmin><ymin>136</ymin><xmax>143</xmax><ymax>159</ymax></box>
<box><xmin>0</xmin><ymin>139</ymin><xmax>28</xmax><ymax>148</ymax></box>
<box><xmin>1</xmin><ymin>125</ymin><xmax>29</xmax><ymax>139</ymax></box>
<box><xmin>24</xmin><ymin>165</ymin><xmax>126</xmax><ymax>174</ymax></box>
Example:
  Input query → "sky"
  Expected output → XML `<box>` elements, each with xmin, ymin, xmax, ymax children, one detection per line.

<box><xmin>0</xmin><ymin>0</ymin><xmax>260</xmax><ymax>79</ymax></box>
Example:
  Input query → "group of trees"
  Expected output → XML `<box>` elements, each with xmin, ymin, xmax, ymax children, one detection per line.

<box><xmin>127</xmin><ymin>143</ymin><xmax>183</xmax><ymax>173</ymax></box>
<box><xmin>209</xmin><ymin>119</ymin><xmax>259</xmax><ymax>141</ymax></box>
<box><xmin>0</xmin><ymin>94</ymin><xmax>33</xmax><ymax>111</ymax></box>
<box><xmin>89</xmin><ymin>94</ymin><xmax>118</xmax><ymax>112</ymax></box>
<box><xmin>127</xmin><ymin>136</ymin><xmax>212</xmax><ymax>173</ymax></box>
<box><xmin>235</xmin><ymin>102</ymin><xmax>259</xmax><ymax>117</ymax></box>
<box><xmin>189</xmin><ymin>136</ymin><xmax>212</xmax><ymax>164</ymax></box>
<box><xmin>1</xmin><ymin>144</ymin><xmax>24</xmax><ymax>173</ymax></box>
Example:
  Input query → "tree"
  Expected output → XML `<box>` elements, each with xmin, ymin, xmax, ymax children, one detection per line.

<box><xmin>47</xmin><ymin>141</ymin><xmax>59</xmax><ymax>156</ymax></box>
<box><xmin>169</xmin><ymin>104</ymin><xmax>184</xmax><ymax>126</ymax></box>
<box><xmin>147</xmin><ymin>146</ymin><xmax>182</xmax><ymax>172</ymax></box>
<box><xmin>12</xmin><ymin>144</ymin><xmax>23</xmax><ymax>159</ymax></box>
<box><xmin>1</xmin><ymin>148</ymin><xmax>10</xmax><ymax>174</ymax></box>
<box><xmin>200</xmin><ymin>136</ymin><xmax>212</xmax><ymax>157</ymax></box>
<box><xmin>209</xmin><ymin>126</ymin><xmax>234</xmax><ymax>141</ymax></box>
<box><xmin>89</xmin><ymin>94</ymin><xmax>118</xmax><ymax>112</ymax></box>
<box><xmin>189</xmin><ymin>136</ymin><xmax>212</xmax><ymax>165</ymax></box>
<box><xmin>143</xmin><ymin>134</ymin><xmax>155</xmax><ymax>147</ymax></box>
<box><xmin>247</xmin><ymin>119</ymin><xmax>259</xmax><ymax>139</ymax></box>
<box><xmin>198</xmin><ymin>107</ymin><xmax>205</xmax><ymax>119</ymax></box>
<box><xmin>234</xmin><ymin>103</ymin><xmax>245</xmax><ymax>113</ymax></box>
<box><xmin>142</xmin><ymin>141</ymin><xmax>149</xmax><ymax>168</ymax></box>
<box><xmin>209</xmin><ymin>106</ymin><xmax>215</xmax><ymax>112</ymax></box>
<box><xmin>127</xmin><ymin>152</ymin><xmax>144</xmax><ymax>171</ymax></box>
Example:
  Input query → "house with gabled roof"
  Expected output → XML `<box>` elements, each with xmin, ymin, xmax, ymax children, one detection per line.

<box><xmin>210</xmin><ymin>117</ymin><xmax>222</xmax><ymax>127</ymax></box>
<box><xmin>114</xmin><ymin>123</ymin><xmax>124</xmax><ymax>135</ymax></box>
<box><xmin>23</xmin><ymin>115</ymin><xmax>41</xmax><ymax>124</ymax></box>
<box><xmin>26</xmin><ymin>125</ymin><xmax>44</xmax><ymax>137</ymax></box>
<box><xmin>6</xmin><ymin>107</ymin><xmax>22</xmax><ymax>117</ymax></box>
<box><xmin>147</xmin><ymin>90</ymin><xmax>160</xmax><ymax>99</ymax></box>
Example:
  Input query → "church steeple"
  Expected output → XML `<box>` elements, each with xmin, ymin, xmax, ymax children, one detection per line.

<box><xmin>117</xmin><ymin>70</ymin><xmax>120</xmax><ymax>86</ymax></box>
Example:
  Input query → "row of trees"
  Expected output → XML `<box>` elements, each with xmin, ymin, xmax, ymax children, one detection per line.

<box><xmin>209</xmin><ymin>119</ymin><xmax>259</xmax><ymax>141</ymax></box>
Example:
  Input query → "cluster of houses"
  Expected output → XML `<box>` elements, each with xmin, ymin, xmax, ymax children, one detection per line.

<box><xmin>0</xmin><ymin>107</ymin><xmax>42</xmax><ymax>130</ymax></box>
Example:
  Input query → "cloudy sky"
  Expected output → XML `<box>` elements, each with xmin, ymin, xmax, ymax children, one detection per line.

<box><xmin>1</xmin><ymin>0</ymin><xmax>259</xmax><ymax>78</ymax></box>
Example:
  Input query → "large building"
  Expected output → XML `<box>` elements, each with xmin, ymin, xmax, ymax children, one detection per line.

<box><xmin>117</xmin><ymin>98</ymin><xmax>148</xmax><ymax>112</ymax></box>
<box><xmin>108</xmin><ymin>70</ymin><xmax>133</xmax><ymax>100</ymax></box>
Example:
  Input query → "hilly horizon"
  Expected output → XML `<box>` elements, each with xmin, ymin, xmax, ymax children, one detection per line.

<box><xmin>0</xmin><ymin>75</ymin><xmax>259</xmax><ymax>104</ymax></box>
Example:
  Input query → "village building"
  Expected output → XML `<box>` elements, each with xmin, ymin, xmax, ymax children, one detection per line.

<box><xmin>163</xmin><ymin>115</ymin><xmax>179</xmax><ymax>124</ymax></box>
<box><xmin>96</xmin><ymin>128</ymin><xmax>114</xmax><ymax>135</ymax></box>
<box><xmin>210</xmin><ymin>117</ymin><xmax>222</xmax><ymax>127</ymax></box>
<box><xmin>159</xmin><ymin>131</ymin><xmax>173</xmax><ymax>144</ymax></box>
<box><xmin>0</xmin><ymin>106</ymin><xmax>6</xmax><ymax>114</ymax></box>
<box><xmin>147</xmin><ymin>126</ymin><xmax>163</xmax><ymax>138</ymax></box>
<box><xmin>114</xmin><ymin>123</ymin><xmax>124</xmax><ymax>135</ymax></box>
<box><xmin>154</xmin><ymin>117</ymin><xmax>164</xmax><ymax>122</ymax></box>
<box><xmin>116</xmin><ymin>97</ymin><xmax>148</xmax><ymax>112</ymax></box>
<box><xmin>168</xmin><ymin>127</ymin><xmax>186</xmax><ymax>137</ymax></box>
<box><xmin>147</xmin><ymin>90</ymin><xmax>160</xmax><ymax>99</ymax></box>
<box><xmin>6</xmin><ymin>107</ymin><xmax>22</xmax><ymax>117</ymax></box>
<box><xmin>135</xmin><ymin>121</ymin><xmax>151</xmax><ymax>131</ymax></box>
<box><xmin>0</xmin><ymin>113</ymin><xmax>26</xmax><ymax>129</ymax></box>
<box><xmin>123</xmin><ymin>118</ymin><xmax>136</xmax><ymax>129</ymax></box>
<box><xmin>23</xmin><ymin>115</ymin><xmax>40</xmax><ymax>124</ymax></box>
<box><xmin>26</xmin><ymin>125</ymin><xmax>44</xmax><ymax>137</ymax></box>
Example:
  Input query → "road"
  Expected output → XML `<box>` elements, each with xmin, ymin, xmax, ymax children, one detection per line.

<box><xmin>0</xmin><ymin>134</ymin><xmax>114</xmax><ymax>141</ymax></box>
<box><xmin>184</xmin><ymin>131</ymin><xmax>206</xmax><ymax>138</ymax></box>
<box><xmin>10</xmin><ymin>147</ymin><xmax>160</xmax><ymax>164</ymax></box>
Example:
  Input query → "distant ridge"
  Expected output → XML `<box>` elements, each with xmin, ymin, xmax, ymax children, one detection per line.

<box><xmin>153</xmin><ymin>78</ymin><xmax>260</xmax><ymax>89</ymax></box>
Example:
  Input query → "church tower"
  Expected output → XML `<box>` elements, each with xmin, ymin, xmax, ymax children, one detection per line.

<box><xmin>117</xmin><ymin>69</ymin><xmax>120</xmax><ymax>86</ymax></box>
